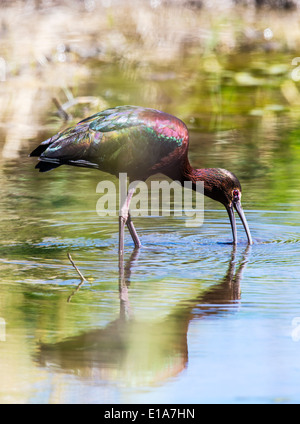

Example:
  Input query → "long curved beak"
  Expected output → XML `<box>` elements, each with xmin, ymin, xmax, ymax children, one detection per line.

<box><xmin>226</xmin><ymin>201</ymin><xmax>253</xmax><ymax>245</ymax></box>
<box><xmin>226</xmin><ymin>204</ymin><xmax>237</xmax><ymax>244</ymax></box>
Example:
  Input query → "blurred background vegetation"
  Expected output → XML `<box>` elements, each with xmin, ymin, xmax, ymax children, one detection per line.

<box><xmin>1</xmin><ymin>0</ymin><xmax>300</xmax><ymax>157</ymax></box>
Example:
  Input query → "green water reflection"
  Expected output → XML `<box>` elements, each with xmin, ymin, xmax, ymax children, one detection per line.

<box><xmin>1</xmin><ymin>2</ymin><xmax>300</xmax><ymax>404</ymax></box>
<box><xmin>37</xmin><ymin>246</ymin><xmax>248</xmax><ymax>386</ymax></box>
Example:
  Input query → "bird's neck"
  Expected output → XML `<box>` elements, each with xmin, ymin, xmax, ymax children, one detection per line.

<box><xmin>182</xmin><ymin>158</ymin><xmax>214</xmax><ymax>185</ymax></box>
<box><xmin>181</xmin><ymin>158</ymin><xmax>221</xmax><ymax>201</ymax></box>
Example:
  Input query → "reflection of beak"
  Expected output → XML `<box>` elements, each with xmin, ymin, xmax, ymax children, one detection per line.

<box><xmin>226</xmin><ymin>201</ymin><xmax>253</xmax><ymax>245</ymax></box>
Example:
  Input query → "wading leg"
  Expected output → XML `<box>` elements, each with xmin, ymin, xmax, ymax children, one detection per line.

<box><xmin>126</xmin><ymin>213</ymin><xmax>141</xmax><ymax>249</ymax></box>
<box><xmin>119</xmin><ymin>187</ymin><xmax>138</xmax><ymax>268</ymax></box>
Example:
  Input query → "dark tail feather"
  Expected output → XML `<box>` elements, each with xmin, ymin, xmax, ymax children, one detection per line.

<box><xmin>29</xmin><ymin>135</ymin><xmax>56</xmax><ymax>157</ymax></box>
<box><xmin>30</xmin><ymin>144</ymin><xmax>50</xmax><ymax>157</ymax></box>
<box><xmin>35</xmin><ymin>161</ymin><xmax>62</xmax><ymax>172</ymax></box>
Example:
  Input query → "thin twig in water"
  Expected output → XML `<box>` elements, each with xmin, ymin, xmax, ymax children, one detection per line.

<box><xmin>67</xmin><ymin>253</ymin><xmax>88</xmax><ymax>303</ymax></box>
<box><xmin>68</xmin><ymin>253</ymin><xmax>87</xmax><ymax>282</ymax></box>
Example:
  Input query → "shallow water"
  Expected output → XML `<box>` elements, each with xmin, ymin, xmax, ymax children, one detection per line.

<box><xmin>1</xmin><ymin>137</ymin><xmax>300</xmax><ymax>404</ymax></box>
<box><xmin>1</xmin><ymin>4</ymin><xmax>300</xmax><ymax>403</ymax></box>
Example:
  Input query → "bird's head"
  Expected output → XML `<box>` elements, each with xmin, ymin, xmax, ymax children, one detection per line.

<box><xmin>202</xmin><ymin>168</ymin><xmax>253</xmax><ymax>245</ymax></box>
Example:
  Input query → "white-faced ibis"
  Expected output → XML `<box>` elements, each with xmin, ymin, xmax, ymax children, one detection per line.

<box><xmin>30</xmin><ymin>105</ymin><xmax>253</xmax><ymax>259</ymax></box>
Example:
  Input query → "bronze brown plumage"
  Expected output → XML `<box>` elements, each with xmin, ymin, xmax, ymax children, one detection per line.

<box><xmin>30</xmin><ymin>105</ymin><xmax>253</xmax><ymax>259</ymax></box>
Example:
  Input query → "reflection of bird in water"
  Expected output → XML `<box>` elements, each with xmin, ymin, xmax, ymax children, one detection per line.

<box><xmin>30</xmin><ymin>106</ymin><xmax>252</xmax><ymax>262</ymax></box>
<box><xmin>36</xmin><ymin>246</ymin><xmax>250</xmax><ymax>386</ymax></box>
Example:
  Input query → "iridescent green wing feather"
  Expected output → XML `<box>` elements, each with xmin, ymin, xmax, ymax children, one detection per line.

<box><xmin>37</xmin><ymin>106</ymin><xmax>143</xmax><ymax>163</ymax></box>
<box><xmin>31</xmin><ymin>106</ymin><xmax>189</xmax><ymax>177</ymax></box>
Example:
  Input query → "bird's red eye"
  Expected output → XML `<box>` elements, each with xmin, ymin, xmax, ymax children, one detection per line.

<box><xmin>233</xmin><ymin>189</ymin><xmax>239</xmax><ymax>197</ymax></box>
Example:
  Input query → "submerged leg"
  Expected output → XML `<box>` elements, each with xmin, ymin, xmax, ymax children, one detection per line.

<box><xmin>127</xmin><ymin>213</ymin><xmax>141</xmax><ymax>249</ymax></box>
<box><xmin>119</xmin><ymin>215</ymin><xmax>126</xmax><ymax>268</ymax></box>
<box><xmin>118</xmin><ymin>187</ymin><xmax>141</xmax><ymax>267</ymax></box>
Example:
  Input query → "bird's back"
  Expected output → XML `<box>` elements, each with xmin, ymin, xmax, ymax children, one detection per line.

<box><xmin>30</xmin><ymin>106</ymin><xmax>189</xmax><ymax>180</ymax></box>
